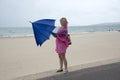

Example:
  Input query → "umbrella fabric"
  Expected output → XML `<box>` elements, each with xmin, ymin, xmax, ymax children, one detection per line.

<box><xmin>31</xmin><ymin>19</ymin><xmax>56</xmax><ymax>46</ymax></box>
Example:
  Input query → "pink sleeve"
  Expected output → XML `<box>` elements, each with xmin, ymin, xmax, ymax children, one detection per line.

<box><xmin>57</xmin><ymin>30</ymin><xmax>68</xmax><ymax>42</ymax></box>
<box><xmin>57</xmin><ymin>35</ymin><xmax>67</xmax><ymax>42</ymax></box>
<box><xmin>56</xmin><ymin>29</ymin><xmax>68</xmax><ymax>47</ymax></box>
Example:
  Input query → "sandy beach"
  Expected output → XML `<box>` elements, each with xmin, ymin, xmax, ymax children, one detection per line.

<box><xmin>0</xmin><ymin>32</ymin><xmax>120</xmax><ymax>80</ymax></box>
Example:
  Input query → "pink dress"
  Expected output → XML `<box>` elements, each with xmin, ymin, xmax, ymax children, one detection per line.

<box><xmin>56</xmin><ymin>27</ymin><xmax>68</xmax><ymax>55</ymax></box>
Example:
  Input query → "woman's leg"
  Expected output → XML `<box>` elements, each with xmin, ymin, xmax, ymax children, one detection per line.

<box><xmin>58</xmin><ymin>55</ymin><xmax>63</xmax><ymax>70</ymax></box>
<box><xmin>62</xmin><ymin>54</ymin><xmax>68</xmax><ymax>70</ymax></box>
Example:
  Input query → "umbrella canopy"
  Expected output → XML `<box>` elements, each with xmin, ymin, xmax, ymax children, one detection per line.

<box><xmin>31</xmin><ymin>19</ymin><xmax>56</xmax><ymax>46</ymax></box>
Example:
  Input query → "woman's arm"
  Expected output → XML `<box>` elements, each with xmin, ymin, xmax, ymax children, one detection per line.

<box><xmin>57</xmin><ymin>30</ymin><xmax>68</xmax><ymax>42</ymax></box>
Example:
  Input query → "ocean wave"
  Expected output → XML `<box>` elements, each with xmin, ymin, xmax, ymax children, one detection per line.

<box><xmin>0</xmin><ymin>34</ymin><xmax>34</xmax><ymax>38</ymax></box>
<box><xmin>0</xmin><ymin>26</ymin><xmax>120</xmax><ymax>37</ymax></box>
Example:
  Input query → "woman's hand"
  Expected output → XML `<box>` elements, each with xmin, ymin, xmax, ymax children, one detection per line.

<box><xmin>51</xmin><ymin>32</ymin><xmax>57</xmax><ymax>38</ymax></box>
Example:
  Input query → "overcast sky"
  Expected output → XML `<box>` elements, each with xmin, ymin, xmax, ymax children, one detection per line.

<box><xmin>0</xmin><ymin>0</ymin><xmax>120</xmax><ymax>27</ymax></box>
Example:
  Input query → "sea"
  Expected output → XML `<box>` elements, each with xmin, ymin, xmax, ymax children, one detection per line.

<box><xmin>0</xmin><ymin>25</ymin><xmax>120</xmax><ymax>37</ymax></box>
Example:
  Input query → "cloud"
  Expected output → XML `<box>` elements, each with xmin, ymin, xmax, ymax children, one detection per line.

<box><xmin>0</xmin><ymin>0</ymin><xmax>120</xmax><ymax>27</ymax></box>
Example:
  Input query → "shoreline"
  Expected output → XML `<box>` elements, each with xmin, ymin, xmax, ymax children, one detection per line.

<box><xmin>0</xmin><ymin>31</ymin><xmax>119</xmax><ymax>38</ymax></box>
<box><xmin>0</xmin><ymin>31</ymin><xmax>120</xmax><ymax>80</ymax></box>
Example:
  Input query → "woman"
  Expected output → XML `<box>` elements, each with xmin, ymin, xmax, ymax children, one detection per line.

<box><xmin>52</xmin><ymin>17</ymin><xmax>69</xmax><ymax>73</ymax></box>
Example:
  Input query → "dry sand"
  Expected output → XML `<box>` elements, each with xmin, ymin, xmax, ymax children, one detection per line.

<box><xmin>0</xmin><ymin>32</ymin><xmax>120</xmax><ymax>80</ymax></box>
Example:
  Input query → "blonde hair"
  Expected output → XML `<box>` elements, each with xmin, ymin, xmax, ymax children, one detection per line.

<box><xmin>60</xmin><ymin>17</ymin><xmax>68</xmax><ymax>27</ymax></box>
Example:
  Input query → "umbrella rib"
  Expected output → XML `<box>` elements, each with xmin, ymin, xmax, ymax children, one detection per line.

<box><xmin>39</xmin><ymin>32</ymin><xmax>50</xmax><ymax>39</ymax></box>
<box><xmin>35</xmin><ymin>24</ymin><xmax>54</xmax><ymax>39</ymax></box>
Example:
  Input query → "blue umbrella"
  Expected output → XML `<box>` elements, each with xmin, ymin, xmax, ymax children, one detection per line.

<box><xmin>31</xmin><ymin>19</ymin><xmax>56</xmax><ymax>46</ymax></box>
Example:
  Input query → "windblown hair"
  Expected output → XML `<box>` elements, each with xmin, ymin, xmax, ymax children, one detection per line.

<box><xmin>60</xmin><ymin>17</ymin><xmax>68</xmax><ymax>27</ymax></box>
